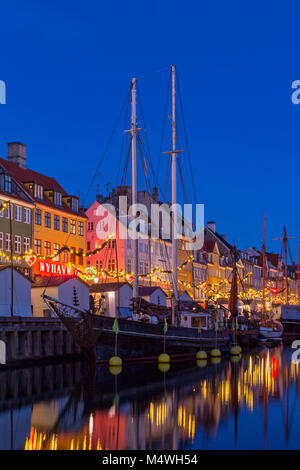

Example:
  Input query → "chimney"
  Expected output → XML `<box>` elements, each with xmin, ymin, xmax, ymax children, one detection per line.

<box><xmin>207</xmin><ymin>221</ymin><xmax>216</xmax><ymax>233</ymax></box>
<box><xmin>152</xmin><ymin>187</ymin><xmax>158</xmax><ymax>202</ymax></box>
<box><xmin>7</xmin><ymin>142</ymin><xmax>27</xmax><ymax>169</ymax></box>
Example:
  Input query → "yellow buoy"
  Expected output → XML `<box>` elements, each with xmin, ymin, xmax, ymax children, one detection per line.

<box><xmin>211</xmin><ymin>357</ymin><xmax>221</xmax><ymax>365</ymax></box>
<box><xmin>158</xmin><ymin>353</ymin><xmax>170</xmax><ymax>363</ymax></box>
<box><xmin>196</xmin><ymin>350</ymin><xmax>207</xmax><ymax>360</ymax></box>
<box><xmin>109</xmin><ymin>356</ymin><xmax>122</xmax><ymax>366</ymax></box>
<box><xmin>196</xmin><ymin>359</ymin><xmax>207</xmax><ymax>368</ymax></box>
<box><xmin>109</xmin><ymin>366</ymin><xmax>122</xmax><ymax>375</ymax></box>
<box><xmin>158</xmin><ymin>362</ymin><xmax>170</xmax><ymax>373</ymax></box>
<box><xmin>230</xmin><ymin>345</ymin><xmax>242</xmax><ymax>356</ymax></box>
<box><xmin>210</xmin><ymin>348</ymin><xmax>221</xmax><ymax>358</ymax></box>
<box><xmin>230</xmin><ymin>354</ymin><xmax>242</xmax><ymax>364</ymax></box>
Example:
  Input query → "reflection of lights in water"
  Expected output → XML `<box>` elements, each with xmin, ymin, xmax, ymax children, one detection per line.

<box><xmin>23</xmin><ymin>350</ymin><xmax>286</xmax><ymax>450</ymax></box>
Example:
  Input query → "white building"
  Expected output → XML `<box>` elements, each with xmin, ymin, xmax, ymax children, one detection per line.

<box><xmin>31</xmin><ymin>276</ymin><xmax>89</xmax><ymax>317</ymax></box>
<box><xmin>0</xmin><ymin>266</ymin><xmax>32</xmax><ymax>316</ymax></box>
<box><xmin>139</xmin><ymin>286</ymin><xmax>167</xmax><ymax>306</ymax></box>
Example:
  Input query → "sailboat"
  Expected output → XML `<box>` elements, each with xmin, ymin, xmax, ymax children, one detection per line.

<box><xmin>42</xmin><ymin>66</ymin><xmax>230</xmax><ymax>362</ymax></box>
<box><xmin>257</xmin><ymin>216</ymin><xmax>283</xmax><ymax>341</ymax></box>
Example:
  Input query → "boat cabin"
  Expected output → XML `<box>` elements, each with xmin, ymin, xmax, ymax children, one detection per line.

<box><xmin>180</xmin><ymin>312</ymin><xmax>211</xmax><ymax>330</ymax></box>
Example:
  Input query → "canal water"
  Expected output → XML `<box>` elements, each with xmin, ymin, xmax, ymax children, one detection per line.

<box><xmin>0</xmin><ymin>345</ymin><xmax>300</xmax><ymax>450</ymax></box>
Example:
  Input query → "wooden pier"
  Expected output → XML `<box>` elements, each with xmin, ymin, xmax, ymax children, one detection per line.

<box><xmin>0</xmin><ymin>317</ymin><xmax>82</xmax><ymax>367</ymax></box>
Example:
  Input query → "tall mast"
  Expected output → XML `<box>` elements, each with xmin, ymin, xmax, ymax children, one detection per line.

<box><xmin>171</xmin><ymin>65</ymin><xmax>178</xmax><ymax>305</ymax></box>
<box><xmin>262</xmin><ymin>214</ymin><xmax>266</xmax><ymax>323</ymax></box>
<box><xmin>131</xmin><ymin>78</ymin><xmax>139</xmax><ymax>300</ymax></box>
<box><xmin>283</xmin><ymin>226</ymin><xmax>289</xmax><ymax>304</ymax></box>
<box><xmin>9</xmin><ymin>201</ymin><xmax>14</xmax><ymax>317</ymax></box>
<box><xmin>297</xmin><ymin>242</ymin><xmax>300</xmax><ymax>304</ymax></box>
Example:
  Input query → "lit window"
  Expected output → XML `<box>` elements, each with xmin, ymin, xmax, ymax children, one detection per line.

<box><xmin>70</xmin><ymin>220</ymin><xmax>76</xmax><ymax>234</ymax></box>
<box><xmin>0</xmin><ymin>232</ymin><xmax>3</xmax><ymax>250</ymax></box>
<box><xmin>53</xmin><ymin>243</ymin><xmax>60</xmax><ymax>261</ymax></box>
<box><xmin>78</xmin><ymin>221</ymin><xmax>84</xmax><ymax>236</ymax></box>
<box><xmin>15</xmin><ymin>205</ymin><xmax>22</xmax><ymax>222</ymax></box>
<box><xmin>34</xmin><ymin>184</ymin><xmax>43</xmax><ymax>200</ymax></box>
<box><xmin>24</xmin><ymin>237</ymin><xmax>30</xmax><ymax>252</ymax></box>
<box><xmin>34</xmin><ymin>239</ymin><xmax>41</xmax><ymax>255</ymax></box>
<box><xmin>44</xmin><ymin>241</ymin><xmax>51</xmax><ymax>256</ymax></box>
<box><xmin>24</xmin><ymin>208</ymin><xmax>31</xmax><ymax>224</ymax></box>
<box><xmin>5</xmin><ymin>233</ymin><xmax>11</xmax><ymax>252</ymax></box>
<box><xmin>14</xmin><ymin>235</ymin><xmax>21</xmax><ymax>254</ymax></box>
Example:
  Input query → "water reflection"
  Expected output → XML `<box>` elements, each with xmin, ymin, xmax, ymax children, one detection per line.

<box><xmin>0</xmin><ymin>346</ymin><xmax>300</xmax><ymax>450</ymax></box>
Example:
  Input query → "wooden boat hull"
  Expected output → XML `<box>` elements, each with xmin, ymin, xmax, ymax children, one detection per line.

<box><xmin>42</xmin><ymin>296</ymin><xmax>231</xmax><ymax>362</ymax></box>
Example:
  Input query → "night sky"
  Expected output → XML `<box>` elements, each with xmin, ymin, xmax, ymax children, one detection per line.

<box><xmin>1</xmin><ymin>1</ymin><xmax>300</xmax><ymax>259</ymax></box>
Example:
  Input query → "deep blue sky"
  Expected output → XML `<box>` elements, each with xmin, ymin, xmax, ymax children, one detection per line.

<box><xmin>0</xmin><ymin>1</ymin><xmax>300</xmax><ymax>258</ymax></box>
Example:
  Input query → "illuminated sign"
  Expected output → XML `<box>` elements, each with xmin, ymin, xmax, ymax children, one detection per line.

<box><xmin>84</xmin><ymin>266</ymin><xmax>96</xmax><ymax>281</ymax></box>
<box><xmin>34</xmin><ymin>260</ymin><xmax>80</xmax><ymax>277</ymax></box>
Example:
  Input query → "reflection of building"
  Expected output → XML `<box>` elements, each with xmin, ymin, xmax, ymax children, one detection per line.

<box><xmin>20</xmin><ymin>348</ymin><xmax>299</xmax><ymax>451</ymax></box>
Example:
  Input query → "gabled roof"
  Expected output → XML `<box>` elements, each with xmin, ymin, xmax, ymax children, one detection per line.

<box><xmin>0</xmin><ymin>265</ymin><xmax>31</xmax><ymax>282</ymax></box>
<box><xmin>139</xmin><ymin>286</ymin><xmax>167</xmax><ymax>297</ymax></box>
<box><xmin>89</xmin><ymin>281</ymin><xmax>131</xmax><ymax>293</ymax></box>
<box><xmin>0</xmin><ymin>158</ymin><xmax>86</xmax><ymax>218</ymax></box>
<box><xmin>32</xmin><ymin>275</ymin><xmax>89</xmax><ymax>288</ymax></box>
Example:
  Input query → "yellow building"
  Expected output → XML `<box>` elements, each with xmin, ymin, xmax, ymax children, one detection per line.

<box><xmin>0</xmin><ymin>143</ymin><xmax>86</xmax><ymax>276</ymax></box>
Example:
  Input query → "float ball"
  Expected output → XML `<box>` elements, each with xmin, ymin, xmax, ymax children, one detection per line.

<box><xmin>196</xmin><ymin>359</ymin><xmax>207</xmax><ymax>368</ymax></box>
<box><xmin>109</xmin><ymin>366</ymin><xmax>122</xmax><ymax>375</ymax></box>
<box><xmin>158</xmin><ymin>353</ymin><xmax>170</xmax><ymax>363</ymax></box>
<box><xmin>210</xmin><ymin>348</ymin><xmax>221</xmax><ymax>358</ymax></box>
<box><xmin>158</xmin><ymin>362</ymin><xmax>170</xmax><ymax>373</ymax></box>
<box><xmin>196</xmin><ymin>350</ymin><xmax>207</xmax><ymax>360</ymax></box>
<box><xmin>109</xmin><ymin>356</ymin><xmax>122</xmax><ymax>366</ymax></box>
<box><xmin>230</xmin><ymin>346</ymin><xmax>242</xmax><ymax>356</ymax></box>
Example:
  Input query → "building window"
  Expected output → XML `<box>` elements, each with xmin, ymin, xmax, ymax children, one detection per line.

<box><xmin>4</xmin><ymin>175</ymin><xmax>12</xmax><ymax>193</ymax></box>
<box><xmin>70</xmin><ymin>219</ymin><xmax>76</xmax><ymax>234</ymax></box>
<box><xmin>71</xmin><ymin>198</ymin><xmax>79</xmax><ymax>213</ymax></box>
<box><xmin>78</xmin><ymin>248</ymin><xmax>83</xmax><ymax>265</ymax></box>
<box><xmin>5</xmin><ymin>233</ymin><xmax>11</xmax><ymax>252</ymax></box>
<box><xmin>54</xmin><ymin>215</ymin><xmax>60</xmax><ymax>230</ymax></box>
<box><xmin>62</xmin><ymin>217</ymin><xmax>68</xmax><ymax>232</ymax></box>
<box><xmin>87</xmin><ymin>241</ymin><xmax>91</xmax><ymax>251</ymax></box>
<box><xmin>62</xmin><ymin>250</ymin><xmax>68</xmax><ymax>263</ymax></box>
<box><xmin>44</xmin><ymin>241</ymin><xmax>51</xmax><ymax>257</ymax></box>
<box><xmin>44</xmin><ymin>212</ymin><xmax>51</xmax><ymax>228</ymax></box>
<box><xmin>127</xmin><ymin>259</ymin><xmax>132</xmax><ymax>272</ymax></box>
<box><xmin>34</xmin><ymin>239</ymin><xmax>41</xmax><ymax>255</ymax></box>
<box><xmin>35</xmin><ymin>209</ymin><xmax>41</xmax><ymax>225</ymax></box>
<box><xmin>0</xmin><ymin>232</ymin><xmax>3</xmax><ymax>251</ymax></box>
<box><xmin>5</xmin><ymin>206</ymin><xmax>10</xmax><ymax>219</ymax></box>
<box><xmin>53</xmin><ymin>243</ymin><xmax>60</xmax><ymax>261</ymax></box>
<box><xmin>54</xmin><ymin>191</ymin><xmax>62</xmax><ymax>206</ymax></box>
<box><xmin>34</xmin><ymin>184</ymin><xmax>43</xmax><ymax>200</ymax></box>
<box><xmin>70</xmin><ymin>247</ymin><xmax>76</xmax><ymax>264</ymax></box>
<box><xmin>24</xmin><ymin>237</ymin><xmax>30</xmax><ymax>252</ymax></box>
<box><xmin>24</xmin><ymin>208</ymin><xmax>31</xmax><ymax>224</ymax></box>
<box><xmin>108</xmin><ymin>259</ymin><xmax>115</xmax><ymax>272</ymax></box>
<box><xmin>78</xmin><ymin>221</ymin><xmax>84</xmax><ymax>236</ymax></box>
<box><xmin>14</xmin><ymin>235</ymin><xmax>21</xmax><ymax>254</ymax></box>
<box><xmin>15</xmin><ymin>205</ymin><xmax>22</xmax><ymax>222</ymax></box>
